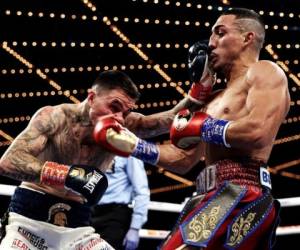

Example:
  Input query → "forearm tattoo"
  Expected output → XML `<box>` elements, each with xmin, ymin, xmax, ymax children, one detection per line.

<box><xmin>173</xmin><ymin>97</ymin><xmax>203</xmax><ymax>113</ymax></box>
<box><xmin>0</xmin><ymin>107</ymin><xmax>57</xmax><ymax>182</ymax></box>
<box><xmin>0</xmin><ymin>151</ymin><xmax>42</xmax><ymax>182</ymax></box>
<box><xmin>128</xmin><ymin>98</ymin><xmax>203</xmax><ymax>138</ymax></box>
<box><xmin>137</xmin><ymin>112</ymin><xmax>176</xmax><ymax>138</ymax></box>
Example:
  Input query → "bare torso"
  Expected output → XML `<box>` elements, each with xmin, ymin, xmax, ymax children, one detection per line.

<box><xmin>23</xmin><ymin>104</ymin><xmax>115</xmax><ymax>203</ymax></box>
<box><xmin>203</xmin><ymin>71</ymin><xmax>288</xmax><ymax>165</ymax></box>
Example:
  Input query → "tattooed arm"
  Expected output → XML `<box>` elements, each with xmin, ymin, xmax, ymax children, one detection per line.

<box><xmin>125</xmin><ymin>97</ymin><xmax>202</xmax><ymax>138</ymax></box>
<box><xmin>0</xmin><ymin>106</ymin><xmax>61</xmax><ymax>182</ymax></box>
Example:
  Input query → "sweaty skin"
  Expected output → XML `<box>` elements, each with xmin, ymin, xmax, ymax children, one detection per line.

<box><xmin>0</xmin><ymin>103</ymin><xmax>115</xmax><ymax>203</ymax></box>
<box><xmin>155</xmin><ymin>14</ymin><xmax>290</xmax><ymax>174</ymax></box>
<box><xmin>0</xmin><ymin>88</ymin><xmax>191</xmax><ymax>203</ymax></box>
<box><xmin>204</xmin><ymin>60</ymin><xmax>290</xmax><ymax>165</ymax></box>
<box><xmin>0</xmin><ymin>15</ymin><xmax>290</xmax><ymax>204</ymax></box>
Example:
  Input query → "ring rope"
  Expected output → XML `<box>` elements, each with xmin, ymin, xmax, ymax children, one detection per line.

<box><xmin>0</xmin><ymin>184</ymin><xmax>299</xmax><ymax>237</ymax></box>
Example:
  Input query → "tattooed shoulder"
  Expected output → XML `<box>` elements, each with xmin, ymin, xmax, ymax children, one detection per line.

<box><xmin>125</xmin><ymin>111</ymin><xmax>173</xmax><ymax>138</ymax></box>
<box><xmin>30</xmin><ymin>105</ymin><xmax>66</xmax><ymax>135</ymax></box>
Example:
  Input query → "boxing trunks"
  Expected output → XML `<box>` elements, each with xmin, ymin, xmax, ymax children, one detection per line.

<box><xmin>159</xmin><ymin>159</ymin><xmax>280</xmax><ymax>250</ymax></box>
<box><xmin>0</xmin><ymin>186</ymin><xmax>114</xmax><ymax>250</ymax></box>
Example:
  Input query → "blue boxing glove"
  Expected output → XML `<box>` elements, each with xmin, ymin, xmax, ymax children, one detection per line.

<box><xmin>123</xmin><ymin>228</ymin><xmax>140</xmax><ymax>250</ymax></box>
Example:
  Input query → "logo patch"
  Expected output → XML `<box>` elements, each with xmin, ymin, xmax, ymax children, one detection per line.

<box><xmin>75</xmin><ymin>237</ymin><xmax>108</xmax><ymax>250</ymax></box>
<box><xmin>47</xmin><ymin>203</ymin><xmax>71</xmax><ymax>227</ymax></box>
<box><xmin>260</xmin><ymin>167</ymin><xmax>272</xmax><ymax>189</ymax></box>
<box><xmin>12</xmin><ymin>238</ymin><xmax>31</xmax><ymax>250</ymax></box>
<box><xmin>17</xmin><ymin>227</ymin><xmax>48</xmax><ymax>250</ymax></box>
<box><xmin>173</xmin><ymin>109</ymin><xmax>193</xmax><ymax>131</ymax></box>
<box><xmin>69</xmin><ymin>167</ymin><xmax>85</xmax><ymax>179</ymax></box>
<box><xmin>83</xmin><ymin>171</ymin><xmax>103</xmax><ymax>193</ymax></box>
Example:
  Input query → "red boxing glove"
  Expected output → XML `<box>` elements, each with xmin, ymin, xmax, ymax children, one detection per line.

<box><xmin>188</xmin><ymin>75</ymin><xmax>215</xmax><ymax>104</ymax></box>
<box><xmin>171</xmin><ymin>109</ymin><xmax>231</xmax><ymax>149</ymax></box>
<box><xmin>188</xmin><ymin>41</ymin><xmax>216</xmax><ymax>104</ymax></box>
<box><xmin>170</xmin><ymin>109</ymin><xmax>208</xmax><ymax>149</ymax></box>
<box><xmin>93</xmin><ymin>117</ymin><xmax>135</xmax><ymax>157</ymax></box>
<box><xmin>94</xmin><ymin>117</ymin><xmax>160</xmax><ymax>165</ymax></box>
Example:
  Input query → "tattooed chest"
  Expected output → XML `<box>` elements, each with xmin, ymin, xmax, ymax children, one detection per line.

<box><xmin>39</xmin><ymin>125</ymin><xmax>110</xmax><ymax>167</ymax></box>
<box><xmin>40</xmin><ymin>140</ymin><xmax>102</xmax><ymax>165</ymax></box>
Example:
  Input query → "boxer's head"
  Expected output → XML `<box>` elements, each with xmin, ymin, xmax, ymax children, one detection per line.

<box><xmin>208</xmin><ymin>8</ymin><xmax>265</xmax><ymax>73</ymax></box>
<box><xmin>87</xmin><ymin>70</ymin><xmax>140</xmax><ymax>125</ymax></box>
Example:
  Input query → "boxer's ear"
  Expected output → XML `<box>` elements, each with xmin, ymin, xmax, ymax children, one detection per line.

<box><xmin>87</xmin><ymin>89</ymin><xmax>96</xmax><ymax>105</ymax></box>
<box><xmin>243</xmin><ymin>31</ymin><xmax>255</xmax><ymax>47</ymax></box>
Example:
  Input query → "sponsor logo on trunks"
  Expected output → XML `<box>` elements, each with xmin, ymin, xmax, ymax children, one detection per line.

<box><xmin>17</xmin><ymin>227</ymin><xmax>48</xmax><ymax>250</ymax></box>
<box><xmin>75</xmin><ymin>237</ymin><xmax>109</xmax><ymax>250</ymax></box>
<box><xmin>12</xmin><ymin>238</ymin><xmax>31</xmax><ymax>250</ymax></box>
<box><xmin>260</xmin><ymin>167</ymin><xmax>272</xmax><ymax>189</ymax></box>
<box><xmin>47</xmin><ymin>203</ymin><xmax>71</xmax><ymax>227</ymax></box>
<box><xmin>83</xmin><ymin>171</ymin><xmax>103</xmax><ymax>193</ymax></box>
<box><xmin>196</xmin><ymin>164</ymin><xmax>216</xmax><ymax>194</ymax></box>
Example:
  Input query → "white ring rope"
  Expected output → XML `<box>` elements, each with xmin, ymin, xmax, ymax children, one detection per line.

<box><xmin>0</xmin><ymin>184</ymin><xmax>299</xmax><ymax>238</ymax></box>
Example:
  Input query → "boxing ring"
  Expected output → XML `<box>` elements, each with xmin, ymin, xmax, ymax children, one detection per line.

<box><xmin>0</xmin><ymin>184</ymin><xmax>299</xmax><ymax>239</ymax></box>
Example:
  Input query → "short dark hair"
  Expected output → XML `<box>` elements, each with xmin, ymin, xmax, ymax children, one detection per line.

<box><xmin>222</xmin><ymin>8</ymin><xmax>265</xmax><ymax>51</ymax></box>
<box><xmin>222</xmin><ymin>8</ymin><xmax>264</xmax><ymax>24</ymax></box>
<box><xmin>92</xmin><ymin>70</ymin><xmax>140</xmax><ymax>100</ymax></box>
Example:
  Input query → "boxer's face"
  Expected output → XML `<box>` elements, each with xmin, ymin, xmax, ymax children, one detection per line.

<box><xmin>88</xmin><ymin>88</ymin><xmax>136</xmax><ymax>125</ymax></box>
<box><xmin>208</xmin><ymin>14</ymin><xmax>246</xmax><ymax>72</ymax></box>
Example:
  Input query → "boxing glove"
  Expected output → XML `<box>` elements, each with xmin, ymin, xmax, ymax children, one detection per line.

<box><xmin>40</xmin><ymin>162</ymin><xmax>108</xmax><ymax>205</ymax></box>
<box><xmin>93</xmin><ymin>117</ymin><xmax>159</xmax><ymax>165</ymax></box>
<box><xmin>188</xmin><ymin>41</ymin><xmax>216</xmax><ymax>104</ymax></box>
<box><xmin>170</xmin><ymin>109</ymin><xmax>231</xmax><ymax>149</ymax></box>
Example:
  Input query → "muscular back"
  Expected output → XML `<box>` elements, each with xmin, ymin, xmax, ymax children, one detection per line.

<box><xmin>204</xmin><ymin>60</ymin><xmax>290</xmax><ymax>164</ymax></box>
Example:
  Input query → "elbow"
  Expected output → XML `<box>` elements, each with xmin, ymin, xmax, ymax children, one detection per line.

<box><xmin>168</xmin><ymin>156</ymin><xmax>197</xmax><ymax>175</ymax></box>
<box><xmin>157</xmin><ymin>145</ymin><xmax>200</xmax><ymax>174</ymax></box>
<box><xmin>0</xmin><ymin>156</ymin><xmax>9</xmax><ymax>174</ymax></box>
<box><xmin>158</xmin><ymin>158</ymin><xmax>194</xmax><ymax>175</ymax></box>
<box><xmin>174</xmin><ymin>165</ymin><xmax>191</xmax><ymax>175</ymax></box>
<box><xmin>0</xmin><ymin>155</ymin><xmax>6</xmax><ymax>168</ymax></box>
<box><xmin>0</xmin><ymin>160</ymin><xmax>3</xmax><ymax>173</ymax></box>
<box><xmin>244</xmin><ymin>125</ymin><xmax>269</xmax><ymax>149</ymax></box>
<box><xmin>173</xmin><ymin>148</ymin><xmax>201</xmax><ymax>174</ymax></box>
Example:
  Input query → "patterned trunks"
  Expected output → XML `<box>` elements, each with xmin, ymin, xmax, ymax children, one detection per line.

<box><xmin>159</xmin><ymin>159</ymin><xmax>280</xmax><ymax>250</ymax></box>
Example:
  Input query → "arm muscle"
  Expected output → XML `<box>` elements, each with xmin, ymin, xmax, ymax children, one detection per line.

<box><xmin>0</xmin><ymin>106</ymin><xmax>61</xmax><ymax>182</ymax></box>
<box><xmin>226</xmin><ymin>61</ymin><xmax>290</xmax><ymax>149</ymax></box>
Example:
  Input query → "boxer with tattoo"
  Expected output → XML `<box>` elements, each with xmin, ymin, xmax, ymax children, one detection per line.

<box><xmin>0</xmin><ymin>70</ymin><xmax>194</xmax><ymax>250</ymax></box>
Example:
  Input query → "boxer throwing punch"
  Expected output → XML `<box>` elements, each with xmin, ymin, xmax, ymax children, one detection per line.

<box><xmin>0</xmin><ymin>70</ymin><xmax>195</xmax><ymax>250</ymax></box>
<box><xmin>94</xmin><ymin>8</ymin><xmax>290</xmax><ymax>250</ymax></box>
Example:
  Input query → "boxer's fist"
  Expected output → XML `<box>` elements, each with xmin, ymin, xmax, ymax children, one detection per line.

<box><xmin>94</xmin><ymin>117</ymin><xmax>160</xmax><ymax>165</ymax></box>
<box><xmin>93</xmin><ymin>117</ymin><xmax>138</xmax><ymax>157</ymax></box>
<box><xmin>188</xmin><ymin>41</ymin><xmax>216</xmax><ymax>104</ymax></box>
<box><xmin>40</xmin><ymin>162</ymin><xmax>108</xmax><ymax>205</ymax></box>
<box><xmin>65</xmin><ymin>165</ymin><xmax>107</xmax><ymax>205</ymax></box>
<box><xmin>188</xmin><ymin>41</ymin><xmax>209</xmax><ymax>83</ymax></box>
<box><xmin>170</xmin><ymin>109</ymin><xmax>208</xmax><ymax>149</ymax></box>
<box><xmin>171</xmin><ymin>109</ymin><xmax>231</xmax><ymax>148</ymax></box>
